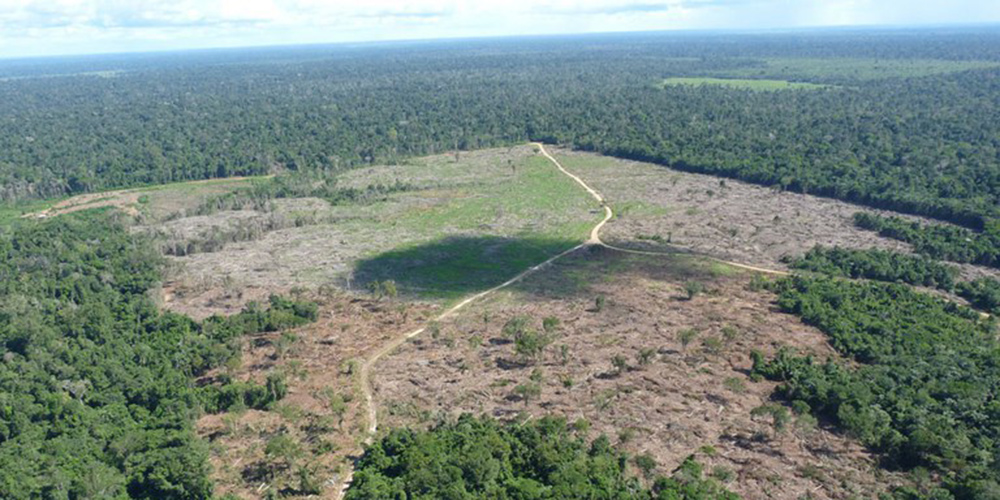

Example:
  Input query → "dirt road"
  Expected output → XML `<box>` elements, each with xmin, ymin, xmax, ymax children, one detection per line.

<box><xmin>533</xmin><ymin>143</ymin><xmax>789</xmax><ymax>276</ymax></box>
<box><xmin>333</xmin><ymin>143</ymin><xmax>788</xmax><ymax>498</ymax></box>
<box><xmin>22</xmin><ymin>175</ymin><xmax>270</xmax><ymax>219</ymax></box>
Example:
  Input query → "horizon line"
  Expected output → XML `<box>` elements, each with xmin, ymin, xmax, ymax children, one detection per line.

<box><xmin>2</xmin><ymin>21</ymin><xmax>999</xmax><ymax>63</ymax></box>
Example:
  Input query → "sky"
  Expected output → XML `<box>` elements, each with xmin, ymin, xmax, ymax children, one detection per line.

<box><xmin>1</xmin><ymin>0</ymin><xmax>999</xmax><ymax>59</ymax></box>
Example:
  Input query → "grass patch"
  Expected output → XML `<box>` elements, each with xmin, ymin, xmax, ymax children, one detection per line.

<box><xmin>724</xmin><ymin>58</ymin><xmax>999</xmax><ymax>82</ymax></box>
<box><xmin>350</xmin><ymin>149</ymin><xmax>602</xmax><ymax>301</ymax></box>
<box><xmin>0</xmin><ymin>198</ymin><xmax>60</xmax><ymax>226</ymax></box>
<box><xmin>707</xmin><ymin>261</ymin><xmax>743</xmax><ymax>277</ymax></box>
<box><xmin>394</xmin><ymin>154</ymin><xmax>598</xmax><ymax>241</ymax></box>
<box><xmin>660</xmin><ymin>77</ymin><xmax>828</xmax><ymax>91</ymax></box>
<box><xmin>615</xmin><ymin>200</ymin><xmax>670</xmax><ymax>218</ymax></box>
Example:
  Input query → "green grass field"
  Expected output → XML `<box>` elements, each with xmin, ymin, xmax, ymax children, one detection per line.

<box><xmin>660</xmin><ymin>77</ymin><xmax>828</xmax><ymax>91</ymax></box>
<box><xmin>724</xmin><ymin>58</ymin><xmax>999</xmax><ymax>82</ymax></box>
<box><xmin>0</xmin><ymin>198</ymin><xmax>58</xmax><ymax>226</ymax></box>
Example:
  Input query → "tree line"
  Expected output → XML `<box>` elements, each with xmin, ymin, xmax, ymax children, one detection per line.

<box><xmin>0</xmin><ymin>211</ymin><xmax>317</xmax><ymax>499</ymax></box>
<box><xmin>2</xmin><ymin>30</ymin><xmax>1000</xmax><ymax>230</ymax></box>
<box><xmin>346</xmin><ymin>414</ymin><xmax>738</xmax><ymax>499</ymax></box>
<box><xmin>792</xmin><ymin>244</ymin><xmax>1000</xmax><ymax>315</ymax></box>
<box><xmin>854</xmin><ymin>213</ymin><xmax>1000</xmax><ymax>268</ymax></box>
<box><xmin>753</xmin><ymin>276</ymin><xmax>1000</xmax><ymax>499</ymax></box>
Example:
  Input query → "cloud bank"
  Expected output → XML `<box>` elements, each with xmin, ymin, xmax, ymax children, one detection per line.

<box><xmin>0</xmin><ymin>0</ymin><xmax>998</xmax><ymax>58</ymax></box>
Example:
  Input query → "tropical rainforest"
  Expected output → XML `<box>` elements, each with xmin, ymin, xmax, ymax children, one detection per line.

<box><xmin>753</xmin><ymin>276</ymin><xmax>1000</xmax><ymax>499</ymax></box>
<box><xmin>2</xmin><ymin>28</ymin><xmax>1000</xmax><ymax>229</ymax></box>
<box><xmin>0</xmin><ymin>211</ymin><xmax>316</xmax><ymax>498</ymax></box>
<box><xmin>4</xmin><ymin>26</ymin><xmax>1000</xmax><ymax>499</ymax></box>
<box><xmin>347</xmin><ymin>415</ymin><xmax>737</xmax><ymax>500</ymax></box>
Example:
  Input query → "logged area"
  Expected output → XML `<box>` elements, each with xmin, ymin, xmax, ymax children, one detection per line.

<box><xmin>4</xmin><ymin>27</ymin><xmax>1000</xmax><ymax>500</ymax></box>
<box><xmin>153</xmin><ymin>145</ymin><xmax>599</xmax><ymax>318</ymax></box>
<box><xmin>552</xmin><ymin>148</ymin><xmax>1000</xmax><ymax>282</ymax></box>
<box><xmin>373</xmin><ymin>250</ymin><xmax>895</xmax><ymax>499</ymax></box>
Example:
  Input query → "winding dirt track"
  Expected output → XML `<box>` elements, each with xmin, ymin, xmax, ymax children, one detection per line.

<box><xmin>333</xmin><ymin>143</ymin><xmax>788</xmax><ymax>498</ymax></box>
<box><xmin>534</xmin><ymin>144</ymin><xmax>789</xmax><ymax>276</ymax></box>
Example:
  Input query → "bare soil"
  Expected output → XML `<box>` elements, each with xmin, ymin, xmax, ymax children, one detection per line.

<box><xmin>373</xmin><ymin>249</ymin><xmax>906</xmax><ymax>499</ymax></box>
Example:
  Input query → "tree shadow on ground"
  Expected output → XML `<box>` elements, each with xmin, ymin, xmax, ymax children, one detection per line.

<box><xmin>353</xmin><ymin>234</ymin><xmax>733</xmax><ymax>302</ymax></box>
<box><xmin>352</xmin><ymin>234</ymin><xmax>583</xmax><ymax>300</ymax></box>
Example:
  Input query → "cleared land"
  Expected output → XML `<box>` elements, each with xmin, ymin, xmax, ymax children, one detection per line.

<box><xmin>196</xmin><ymin>290</ymin><xmax>438</xmax><ymax>499</ymax></box>
<box><xmin>373</xmin><ymin>250</ymin><xmax>900</xmax><ymax>499</ymax></box>
<box><xmin>550</xmin><ymin>147</ymin><xmax>1000</xmax><ymax>282</ymax></box>
<box><xmin>156</xmin><ymin>145</ymin><xmax>601</xmax><ymax>318</ymax></box>
<box><xmin>660</xmin><ymin>77</ymin><xmax>828</xmax><ymax>91</ymax></box>
<box><xmin>22</xmin><ymin>176</ymin><xmax>268</xmax><ymax>220</ymax></box>
<box><xmin>723</xmin><ymin>57</ymin><xmax>1000</xmax><ymax>81</ymax></box>
<box><xmin>29</xmin><ymin>144</ymin><xmax>987</xmax><ymax>498</ymax></box>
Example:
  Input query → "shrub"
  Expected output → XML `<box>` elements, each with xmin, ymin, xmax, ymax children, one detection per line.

<box><xmin>677</xmin><ymin>328</ymin><xmax>699</xmax><ymax>350</ymax></box>
<box><xmin>635</xmin><ymin>454</ymin><xmax>657</xmax><ymax>478</ymax></box>
<box><xmin>711</xmin><ymin>465</ymin><xmax>735</xmax><ymax>483</ymax></box>
<box><xmin>723</xmin><ymin>377</ymin><xmax>745</xmax><ymax>393</ymax></box>
<box><xmin>345</xmin><ymin>416</ymin><xmax>738</xmax><ymax>499</ymax></box>
<box><xmin>514</xmin><ymin>382</ymin><xmax>541</xmax><ymax>404</ymax></box>
<box><xmin>702</xmin><ymin>336</ymin><xmax>723</xmax><ymax>355</ymax></box>
<box><xmin>637</xmin><ymin>347</ymin><xmax>657</xmax><ymax>366</ymax></box>
<box><xmin>514</xmin><ymin>328</ymin><xmax>553</xmax><ymax>364</ymax></box>
<box><xmin>594</xmin><ymin>295</ymin><xmax>606</xmax><ymax>312</ymax></box>
<box><xmin>542</xmin><ymin>316</ymin><xmax>561</xmax><ymax>333</ymax></box>
<box><xmin>611</xmin><ymin>354</ymin><xmax>629</xmax><ymax>375</ymax></box>
<box><xmin>683</xmin><ymin>281</ymin><xmax>705</xmax><ymax>300</ymax></box>
<box><xmin>721</xmin><ymin>325</ymin><xmax>739</xmax><ymax>341</ymax></box>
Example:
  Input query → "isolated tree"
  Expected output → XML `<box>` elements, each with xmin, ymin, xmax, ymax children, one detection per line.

<box><xmin>677</xmin><ymin>328</ymin><xmax>698</xmax><ymax>351</ymax></box>
<box><xmin>514</xmin><ymin>382</ymin><xmax>541</xmax><ymax>405</ymax></box>
<box><xmin>637</xmin><ymin>348</ymin><xmax>656</xmax><ymax>367</ymax></box>
<box><xmin>514</xmin><ymin>329</ymin><xmax>552</xmax><ymax>364</ymax></box>
<box><xmin>594</xmin><ymin>295</ymin><xmax>606</xmax><ymax>312</ymax></box>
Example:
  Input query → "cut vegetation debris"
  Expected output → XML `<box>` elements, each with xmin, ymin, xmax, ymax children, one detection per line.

<box><xmin>153</xmin><ymin>145</ymin><xmax>601</xmax><ymax>318</ymax></box>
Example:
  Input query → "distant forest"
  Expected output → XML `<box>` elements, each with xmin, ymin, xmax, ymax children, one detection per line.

<box><xmin>5</xmin><ymin>28</ymin><xmax>1000</xmax><ymax>499</ymax></box>
<box><xmin>2</xmin><ymin>28</ymin><xmax>1000</xmax><ymax>229</ymax></box>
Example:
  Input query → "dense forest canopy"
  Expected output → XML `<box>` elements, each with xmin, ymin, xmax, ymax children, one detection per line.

<box><xmin>5</xmin><ymin>27</ymin><xmax>1000</xmax><ymax>499</ymax></box>
<box><xmin>346</xmin><ymin>414</ymin><xmax>738</xmax><ymax>499</ymax></box>
<box><xmin>0</xmin><ymin>212</ymin><xmax>317</xmax><ymax>498</ymax></box>
<box><xmin>789</xmin><ymin>244</ymin><xmax>1000</xmax><ymax>315</ymax></box>
<box><xmin>790</xmin><ymin>245</ymin><xmax>959</xmax><ymax>289</ymax></box>
<box><xmin>2</xmin><ymin>28</ymin><xmax>1000</xmax><ymax>229</ymax></box>
<box><xmin>753</xmin><ymin>276</ymin><xmax>1000</xmax><ymax>499</ymax></box>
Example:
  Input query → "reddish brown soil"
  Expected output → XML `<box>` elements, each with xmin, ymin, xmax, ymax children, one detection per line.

<box><xmin>373</xmin><ymin>249</ymin><xmax>905</xmax><ymax>499</ymax></box>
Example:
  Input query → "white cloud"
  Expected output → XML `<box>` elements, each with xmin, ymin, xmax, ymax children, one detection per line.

<box><xmin>0</xmin><ymin>0</ymin><xmax>997</xmax><ymax>58</ymax></box>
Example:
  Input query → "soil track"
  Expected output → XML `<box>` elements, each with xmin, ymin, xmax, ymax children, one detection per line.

<box><xmin>334</xmin><ymin>144</ymin><xmax>789</xmax><ymax>498</ymax></box>
<box><xmin>535</xmin><ymin>143</ymin><xmax>789</xmax><ymax>276</ymax></box>
<box><xmin>22</xmin><ymin>176</ymin><xmax>269</xmax><ymax>219</ymax></box>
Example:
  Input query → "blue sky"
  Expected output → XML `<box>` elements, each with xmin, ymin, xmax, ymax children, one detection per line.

<box><xmin>1</xmin><ymin>0</ymin><xmax>998</xmax><ymax>58</ymax></box>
